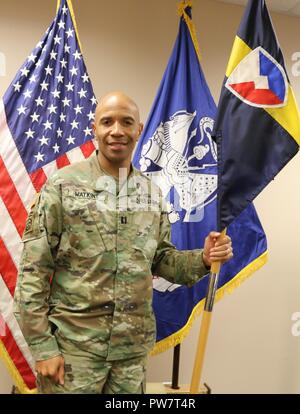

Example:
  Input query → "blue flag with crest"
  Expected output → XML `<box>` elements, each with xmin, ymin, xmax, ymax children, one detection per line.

<box><xmin>133</xmin><ymin>1</ymin><xmax>268</xmax><ymax>353</ymax></box>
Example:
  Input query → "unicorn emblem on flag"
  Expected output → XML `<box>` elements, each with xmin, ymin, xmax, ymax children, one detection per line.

<box><xmin>139</xmin><ymin>110</ymin><xmax>217</xmax><ymax>223</ymax></box>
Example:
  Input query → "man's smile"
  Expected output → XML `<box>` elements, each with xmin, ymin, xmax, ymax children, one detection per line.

<box><xmin>108</xmin><ymin>141</ymin><xmax>128</xmax><ymax>150</ymax></box>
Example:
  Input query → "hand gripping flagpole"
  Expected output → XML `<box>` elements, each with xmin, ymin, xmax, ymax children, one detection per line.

<box><xmin>190</xmin><ymin>229</ymin><xmax>227</xmax><ymax>394</ymax></box>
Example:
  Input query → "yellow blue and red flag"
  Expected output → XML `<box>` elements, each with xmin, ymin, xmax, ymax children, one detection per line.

<box><xmin>133</xmin><ymin>1</ymin><xmax>267</xmax><ymax>353</ymax></box>
<box><xmin>214</xmin><ymin>0</ymin><xmax>300</xmax><ymax>230</ymax></box>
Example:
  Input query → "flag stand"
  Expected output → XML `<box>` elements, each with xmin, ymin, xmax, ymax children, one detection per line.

<box><xmin>171</xmin><ymin>344</ymin><xmax>181</xmax><ymax>389</ymax></box>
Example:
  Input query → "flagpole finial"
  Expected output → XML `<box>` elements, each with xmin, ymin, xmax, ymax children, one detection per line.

<box><xmin>177</xmin><ymin>0</ymin><xmax>193</xmax><ymax>18</ymax></box>
<box><xmin>177</xmin><ymin>0</ymin><xmax>201</xmax><ymax>62</ymax></box>
<box><xmin>55</xmin><ymin>0</ymin><xmax>82</xmax><ymax>52</ymax></box>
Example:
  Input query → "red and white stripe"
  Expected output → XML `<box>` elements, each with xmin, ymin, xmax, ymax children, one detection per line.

<box><xmin>0</xmin><ymin>98</ymin><xmax>96</xmax><ymax>392</ymax></box>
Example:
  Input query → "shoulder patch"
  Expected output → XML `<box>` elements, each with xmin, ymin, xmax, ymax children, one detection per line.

<box><xmin>30</xmin><ymin>192</ymin><xmax>40</xmax><ymax>209</ymax></box>
<box><xmin>23</xmin><ymin>193</ymin><xmax>42</xmax><ymax>240</ymax></box>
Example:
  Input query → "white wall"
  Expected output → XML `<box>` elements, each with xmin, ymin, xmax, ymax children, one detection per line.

<box><xmin>0</xmin><ymin>0</ymin><xmax>299</xmax><ymax>393</ymax></box>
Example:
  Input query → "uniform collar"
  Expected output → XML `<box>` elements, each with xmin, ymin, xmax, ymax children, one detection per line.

<box><xmin>89</xmin><ymin>151</ymin><xmax>146</xmax><ymax>197</ymax></box>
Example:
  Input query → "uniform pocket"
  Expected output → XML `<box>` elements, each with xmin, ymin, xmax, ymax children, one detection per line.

<box><xmin>143</xmin><ymin>309</ymin><xmax>156</xmax><ymax>343</ymax></box>
<box><xmin>63</xmin><ymin>205</ymin><xmax>106</xmax><ymax>258</ymax></box>
<box><xmin>130</xmin><ymin>211</ymin><xmax>160</xmax><ymax>262</ymax></box>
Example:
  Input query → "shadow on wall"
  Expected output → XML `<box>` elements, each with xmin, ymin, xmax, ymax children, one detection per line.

<box><xmin>0</xmin><ymin>52</ymin><xmax>6</xmax><ymax>76</ymax></box>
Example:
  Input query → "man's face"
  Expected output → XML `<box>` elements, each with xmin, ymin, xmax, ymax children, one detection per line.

<box><xmin>93</xmin><ymin>95</ymin><xmax>143</xmax><ymax>166</ymax></box>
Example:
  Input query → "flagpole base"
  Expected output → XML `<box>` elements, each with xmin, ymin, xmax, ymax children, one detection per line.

<box><xmin>146</xmin><ymin>382</ymin><xmax>211</xmax><ymax>394</ymax></box>
<box><xmin>11</xmin><ymin>385</ymin><xmax>20</xmax><ymax>394</ymax></box>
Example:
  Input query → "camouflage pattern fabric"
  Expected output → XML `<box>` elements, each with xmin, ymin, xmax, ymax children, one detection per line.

<box><xmin>14</xmin><ymin>152</ymin><xmax>209</xmax><ymax>363</ymax></box>
<box><xmin>37</xmin><ymin>336</ymin><xmax>147</xmax><ymax>394</ymax></box>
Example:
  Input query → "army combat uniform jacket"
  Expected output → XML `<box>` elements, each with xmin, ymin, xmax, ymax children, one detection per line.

<box><xmin>14</xmin><ymin>153</ymin><xmax>209</xmax><ymax>362</ymax></box>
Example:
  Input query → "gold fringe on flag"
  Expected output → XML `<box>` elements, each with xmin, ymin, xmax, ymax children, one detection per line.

<box><xmin>151</xmin><ymin>251</ymin><xmax>268</xmax><ymax>355</ymax></box>
<box><xmin>177</xmin><ymin>0</ymin><xmax>201</xmax><ymax>62</ymax></box>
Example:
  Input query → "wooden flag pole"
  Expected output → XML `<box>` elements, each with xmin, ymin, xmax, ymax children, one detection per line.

<box><xmin>189</xmin><ymin>230</ymin><xmax>226</xmax><ymax>393</ymax></box>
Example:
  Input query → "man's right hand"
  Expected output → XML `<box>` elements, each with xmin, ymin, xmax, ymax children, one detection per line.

<box><xmin>35</xmin><ymin>355</ymin><xmax>65</xmax><ymax>385</ymax></box>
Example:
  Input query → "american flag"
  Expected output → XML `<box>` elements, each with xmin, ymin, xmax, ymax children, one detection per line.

<box><xmin>0</xmin><ymin>0</ymin><xmax>96</xmax><ymax>393</ymax></box>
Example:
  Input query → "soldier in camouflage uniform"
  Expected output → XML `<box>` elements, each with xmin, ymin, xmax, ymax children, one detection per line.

<box><xmin>14</xmin><ymin>92</ymin><xmax>233</xmax><ymax>393</ymax></box>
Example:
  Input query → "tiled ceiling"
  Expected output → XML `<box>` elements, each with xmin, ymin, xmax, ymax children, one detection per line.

<box><xmin>217</xmin><ymin>0</ymin><xmax>300</xmax><ymax>16</ymax></box>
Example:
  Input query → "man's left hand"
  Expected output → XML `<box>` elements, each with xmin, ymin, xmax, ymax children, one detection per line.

<box><xmin>203</xmin><ymin>231</ymin><xmax>233</xmax><ymax>268</ymax></box>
